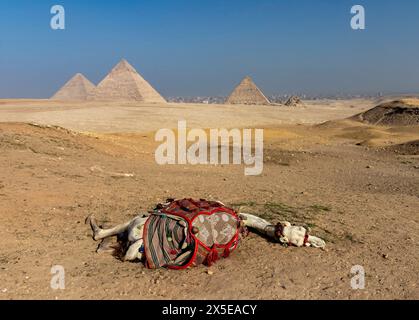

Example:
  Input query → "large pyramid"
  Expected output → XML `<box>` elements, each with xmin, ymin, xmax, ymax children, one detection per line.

<box><xmin>87</xmin><ymin>59</ymin><xmax>166</xmax><ymax>103</ymax></box>
<box><xmin>51</xmin><ymin>73</ymin><xmax>95</xmax><ymax>101</ymax></box>
<box><xmin>226</xmin><ymin>76</ymin><xmax>271</xmax><ymax>105</ymax></box>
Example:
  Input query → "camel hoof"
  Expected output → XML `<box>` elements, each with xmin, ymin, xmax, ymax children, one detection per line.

<box><xmin>85</xmin><ymin>214</ymin><xmax>94</xmax><ymax>225</ymax></box>
<box><xmin>85</xmin><ymin>214</ymin><xmax>101</xmax><ymax>241</ymax></box>
<box><xmin>96</xmin><ymin>238</ymin><xmax>115</xmax><ymax>254</ymax></box>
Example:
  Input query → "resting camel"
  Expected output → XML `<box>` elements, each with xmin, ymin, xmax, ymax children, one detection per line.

<box><xmin>86</xmin><ymin>199</ymin><xmax>326</xmax><ymax>268</ymax></box>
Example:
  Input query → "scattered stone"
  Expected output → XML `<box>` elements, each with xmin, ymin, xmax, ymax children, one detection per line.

<box><xmin>206</xmin><ymin>270</ymin><xmax>214</xmax><ymax>275</ymax></box>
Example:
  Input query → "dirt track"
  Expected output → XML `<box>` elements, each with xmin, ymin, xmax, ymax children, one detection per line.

<box><xmin>0</xmin><ymin>100</ymin><xmax>418</xmax><ymax>300</ymax></box>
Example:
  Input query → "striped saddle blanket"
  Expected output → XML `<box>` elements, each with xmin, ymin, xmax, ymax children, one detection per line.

<box><xmin>143</xmin><ymin>198</ymin><xmax>246</xmax><ymax>269</ymax></box>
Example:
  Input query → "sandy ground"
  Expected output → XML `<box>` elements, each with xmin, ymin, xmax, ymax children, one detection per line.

<box><xmin>0</xmin><ymin>99</ymin><xmax>375</xmax><ymax>132</ymax></box>
<box><xmin>0</xmin><ymin>99</ymin><xmax>418</xmax><ymax>300</ymax></box>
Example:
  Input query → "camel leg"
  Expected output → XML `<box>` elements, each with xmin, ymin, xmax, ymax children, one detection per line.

<box><xmin>96</xmin><ymin>237</ymin><xmax>117</xmax><ymax>253</ymax></box>
<box><xmin>239</xmin><ymin>213</ymin><xmax>274</xmax><ymax>237</ymax></box>
<box><xmin>86</xmin><ymin>214</ymin><xmax>132</xmax><ymax>241</ymax></box>
<box><xmin>240</xmin><ymin>212</ymin><xmax>326</xmax><ymax>248</ymax></box>
<box><xmin>123</xmin><ymin>239</ymin><xmax>144</xmax><ymax>261</ymax></box>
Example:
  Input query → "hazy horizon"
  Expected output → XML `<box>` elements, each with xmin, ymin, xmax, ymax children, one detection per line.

<box><xmin>1</xmin><ymin>0</ymin><xmax>419</xmax><ymax>99</ymax></box>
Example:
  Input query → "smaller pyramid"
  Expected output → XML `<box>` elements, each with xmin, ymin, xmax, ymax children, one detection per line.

<box><xmin>284</xmin><ymin>96</ymin><xmax>304</xmax><ymax>107</ymax></box>
<box><xmin>226</xmin><ymin>76</ymin><xmax>271</xmax><ymax>105</ymax></box>
<box><xmin>51</xmin><ymin>73</ymin><xmax>95</xmax><ymax>101</ymax></box>
<box><xmin>87</xmin><ymin>59</ymin><xmax>166</xmax><ymax>103</ymax></box>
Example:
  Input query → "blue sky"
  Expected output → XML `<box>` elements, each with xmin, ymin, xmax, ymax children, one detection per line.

<box><xmin>0</xmin><ymin>0</ymin><xmax>419</xmax><ymax>98</ymax></box>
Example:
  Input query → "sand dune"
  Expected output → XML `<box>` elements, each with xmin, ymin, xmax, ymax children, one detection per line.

<box><xmin>351</xmin><ymin>99</ymin><xmax>419</xmax><ymax>126</ymax></box>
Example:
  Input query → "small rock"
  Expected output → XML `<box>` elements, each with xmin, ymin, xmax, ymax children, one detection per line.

<box><xmin>382</xmin><ymin>254</ymin><xmax>389</xmax><ymax>259</ymax></box>
<box><xmin>206</xmin><ymin>270</ymin><xmax>214</xmax><ymax>275</ymax></box>
<box><xmin>2</xmin><ymin>289</ymin><xmax>8</xmax><ymax>293</ymax></box>
<box><xmin>366</xmin><ymin>165</ymin><xmax>373</xmax><ymax>169</ymax></box>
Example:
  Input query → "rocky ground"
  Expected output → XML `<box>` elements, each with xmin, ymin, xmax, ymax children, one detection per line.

<box><xmin>0</xmin><ymin>100</ymin><xmax>418</xmax><ymax>300</ymax></box>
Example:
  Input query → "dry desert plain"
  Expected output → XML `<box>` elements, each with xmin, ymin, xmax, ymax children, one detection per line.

<box><xmin>0</xmin><ymin>99</ymin><xmax>418</xmax><ymax>299</ymax></box>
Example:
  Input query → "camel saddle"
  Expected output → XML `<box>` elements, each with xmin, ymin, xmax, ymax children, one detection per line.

<box><xmin>143</xmin><ymin>198</ymin><xmax>245</xmax><ymax>269</ymax></box>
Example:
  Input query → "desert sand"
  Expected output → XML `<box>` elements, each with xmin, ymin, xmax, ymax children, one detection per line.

<box><xmin>0</xmin><ymin>98</ymin><xmax>418</xmax><ymax>300</ymax></box>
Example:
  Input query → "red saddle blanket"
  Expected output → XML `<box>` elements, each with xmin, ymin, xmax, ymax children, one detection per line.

<box><xmin>143</xmin><ymin>198</ymin><xmax>244</xmax><ymax>269</ymax></box>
